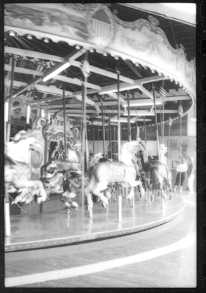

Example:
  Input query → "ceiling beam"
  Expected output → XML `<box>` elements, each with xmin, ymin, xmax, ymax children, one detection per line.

<box><xmin>43</xmin><ymin>95</ymin><xmax>189</xmax><ymax>109</ymax></box>
<box><xmin>124</xmin><ymin>59</ymin><xmax>143</xmax><ymax>78</ymax></box>
<box><xmin>41</xmin><ymin>103</ymin><xmax>83</xmax><ymax>109</ymax></box>
<box><xmin>54</xmin><ymin>75</ymin><xmax>101</xmax><ymax>91</ymax></box>
<box><xmin>34</xmin><ymin>84</ymin><xmax>99</xmax><ymax>110</ymax></box>
<box><xmin>42</xmin><ymin>48</ymin><xmax>86</xmax><ymax>82</ymax></box>
<box><xmin>163</xmin><ymin>95</ymin><xmax>191</xmax><ymax>102</ymax></box>
<box><xmin>5</xmin><ymin>64</ymin><xmax>43</xmax><ymax>77</ymax></box>
<box><xmin>99</xmin><ymin>76</ymin><xmax>165</xmax><ymax>98</ymax></box>
<box><xmin>45</xmin><ymin>106</ymin><xmax>178</xmax><ymax>116</ymax></box>
<box><xmin>5</xmin><ymin>64</ymin><xmax>101</xmax><ymax>90</ymax></box>
<box><xmin>5</xmin><ymin>47</ymin><xmax>163</xmax><ymax>103</ymax></box>
<box><xmin>5</xmin><ymin>47</ymin><xmax>136</xmax><ymax>84</ymax></box>
<box><xmin>5</xmin><ymin>46</ymin><xmax>63</xmax><ymax>62</ymax></box>
<box><xmin>4</xmin><ymin>79</ymin><xmax>27</xmax><ymax>88</ymax></box>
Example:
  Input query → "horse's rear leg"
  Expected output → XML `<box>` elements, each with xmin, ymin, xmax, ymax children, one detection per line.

<box><xmin>93</xmin><ymin>181</ymin><xmax>109</xmax><ymax>208</ymax></box>
<box><xmin>85</xmin><ymin>186</ymin><xmax>93</xmax><ymax>218</ymax></box>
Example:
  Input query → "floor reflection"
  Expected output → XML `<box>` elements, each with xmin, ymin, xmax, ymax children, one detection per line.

<box><xmin>5</xmin><ymin>192</ymin><xmax>186</xmax><ymax>248</ymax></box>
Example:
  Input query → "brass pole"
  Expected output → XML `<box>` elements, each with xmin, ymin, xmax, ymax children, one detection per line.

<box><xmin>92</xmin><ymin>123</ymin><xmax>95</xmax><ymax>154</ymax></box>
<box><xmin>62</xmin><ymin>89</ymin><xmax>67</xmax><ymax>160</ymax></box>
<box><xmin>100</xmin><ymin>98</ymin><xmax>105</xmax><ymax>155</ymax></box>
<box><xmin>81</xmin><ymin>53</ymin><xmax>89</xmax><ymax>210</ymax></box>
<box><xmin>108</xmin><ymin>114</ymin><xmax>111</xmax><ymax>159</ymax></box>
<box><xmin>152</xmin><ymin>84</ymin><xmax>160</xmax><ymax>158</ymax></box>
<box><xmin>127</xmin><ymin>92</ymin><xmax>131</xmax><ymax>141</ymax></box>
<box><xmin>6</xmin><ymin>55</ymin><xmax>16</xmax><ymax>142</ymax></box>
<box><xmin>117</xmin><ymin>70</ymin><xmax>121</xmax><ymax>160</ymax></box>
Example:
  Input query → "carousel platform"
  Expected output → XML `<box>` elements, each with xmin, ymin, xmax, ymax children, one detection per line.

<box><xmin>5</xmin><ymin>193</ymin><xmax>185</xmax><ymax>252</ymax></box>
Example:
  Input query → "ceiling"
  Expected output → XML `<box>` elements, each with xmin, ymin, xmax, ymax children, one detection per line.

<box><xmin>4</xmin><ymin>3</ymin><xmax>195</xmax><ymax>127</ymax></box>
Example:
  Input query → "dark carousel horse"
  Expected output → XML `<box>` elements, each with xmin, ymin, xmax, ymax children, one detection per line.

<box><xmin>137</xmin><ymin>148</ymin><xmax>172</xmax><ymax>201</ymax></box>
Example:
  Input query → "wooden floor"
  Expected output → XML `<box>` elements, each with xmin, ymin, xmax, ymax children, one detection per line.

<box><xmin>5</xmin><ymin>192</ymin><xmax>196</xmax><ymax>287</ymax></box>
<box><xmin>5</xmin><ymin>191</ymin><xmax>184</xmax><ymax>251</ymax></box>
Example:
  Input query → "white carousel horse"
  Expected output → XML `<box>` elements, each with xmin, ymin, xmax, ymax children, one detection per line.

<box><xmin>85</xmin><ymin>139</ymin><xmax>145</xmax><ymax>218</ymax></box>
<box><xmin>5</xmin><ymin>117</ymin><xmax>45</xmax><ymax>168</ymax></box>
<box><xmin>5</xmin><ymin>118</ymin><xmax>48</xmax><ymax>205</ymax></box>
<box><xmin>5</xmin><ymin>154</ymin><xmax>47</xmax><ymax>205</ymax></box>
<box><xmin>89</xmin><ymin>153</ymin><xmax>105</xmax><ymax>168</ymax></box>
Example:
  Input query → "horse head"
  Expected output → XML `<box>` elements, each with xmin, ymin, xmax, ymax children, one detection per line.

<box><xmin>89</xmin><ymin>153</ymin><xmax>105</xmax><ymax>168</ymax></box>
<box><xmin>120</xmin><ymin>140</ymin><xmax>148</xmax><ymax>165</ymax></box>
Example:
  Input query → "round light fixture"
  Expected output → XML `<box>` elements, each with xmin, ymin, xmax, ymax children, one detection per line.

<box><xmin>9</xmin><ymin>31</ymin><xmax>16</xmax><ymax>37</ymax></box>
<box><xmin>43</xmin><ymin>38</ymin><xmax>50</xmax><ymax>43</ymax></box>
<box><xmin>27</xmin><ymin>34</ymin><xmax>33</xmax><ymax>40</ymax></box>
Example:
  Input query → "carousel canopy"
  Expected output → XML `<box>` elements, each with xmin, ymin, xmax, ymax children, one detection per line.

<box><xmin>122</xmin><ymin>3</ymin><xmax>196</xmax><ymax>26</ymax></box>
<box><xmin>4</xmin><ymin>3</ymin><xmax>195</xmax><ymax>127</ymax></box>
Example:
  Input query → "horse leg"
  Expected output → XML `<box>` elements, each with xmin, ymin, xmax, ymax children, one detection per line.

<box><xmin>92</xmin><ymin>181</ymin><xmax>109</xmax><ymax>208</ymax></box>
<box><xmin>104</xmin><ymin>188</ymin><xmax>112</xmax><ymax>201</ymax></box>
<box><xmin>85</xmin><ymin>186</ymin><xmax>94</xmax><ymax>219</ymax></box>
<box><xmin>135</xmin><ymin>179</ymin><xmax>146</xmax><ymax>200</ymax></box>
<box><xmin>138</xmin><ymin>181</ymin><xmax>145</xmax><ymax>200</ymax></box>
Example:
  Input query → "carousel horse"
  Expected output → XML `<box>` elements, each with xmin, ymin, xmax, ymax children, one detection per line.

<box><xmin>5</xmin><ymin>117</ymin><xmax>45</xmax><ymax>167</ymax></box>
<box><xmin>5</xmin><ymin>154</ymin><xmax>47</xmax><ymax>205</ymax></box>
<box><xmin>42</xmin><ymin>160</ymin><xmax>80</xmax><ymax>191</ymax></box>
<box><xmin>5</xmin><ymin>117</ymin><xmax>48</xmax><ymax>205</ymax></box>
<box><xmin>87</xmin><ymin>153</ymin><xmax>114</xmax><ymax>204</ymax></box>
<box><xmin>138</xmin><ymin>143</ymin><xmax>172</xmax><ymax>201</ymax></box>
<box><xmin>85</xmin><ymin>140</ymin><xmax>145</xmax><ymax>218</ymax></box>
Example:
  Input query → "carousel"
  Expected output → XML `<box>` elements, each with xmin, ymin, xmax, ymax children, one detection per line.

<box><xmin>4</xmin><ymin>3</ymin><xmax>196</xmax><ymax>250</ymax></box>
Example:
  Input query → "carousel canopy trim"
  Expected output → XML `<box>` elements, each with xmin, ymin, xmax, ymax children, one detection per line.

<box><xmin>5</xmin><ymin>3</ymin><xmax>195</xmax><ymax>102</ymax></box>
<box><xmin>122</xmin><ymin>3</ymin><xmax>196</xmax><ymax>26</ymax></box>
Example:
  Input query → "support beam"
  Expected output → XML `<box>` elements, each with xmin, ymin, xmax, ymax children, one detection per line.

<box><xmin>124</xmin><ymin>59</ymin><xmax>142</xmax><ymax>78</ymax></box>
<box><xmin>5</xmin><ymin>64</ymin><xmax>101</xmax><ymax>91</ymax></box>
<box><xmin>54</xmin><ymin>75</ymin><xmax>101</xmax><ymax>91</ymax></box>
<box><xmin>5</xmin><ymin>48</ymin><xmax>86</xmax><ymax>101</ymax></box>
<box><xmin>46</xmin><ymin>107</ymin><xmax>178</xmax><ymax>115</ymax></box>
<box><xmin>139</xmin><ymin>85</ymin><xmax>154</xmax><ymax>99</ymax></box>
<box><xmin>100</xmin><ymin>95</ymin><xmax>190</xmax><ymax>106</ymax></box>
<box><xmin>99</xmin><ymin>76</ymin><xmax>166</xmax><ymax>96</ymax></box>
<box><xmin>42</xmin><ymin>103</ymin><xmax>83</xmax><ymax>108</ymax></box>
<box><xmin>49</xmin><ymin>111</ymin><xmax>90</xmax><ymax>119</ymax></box>
<box><xmin>4</xmin><ymin>79</ymin><xmax>27</xmax><ymax>88</ymax></box>
<box><xmin>89</xmin><ymin>64</ymin><xmax>134</xmax><ymax>84</ymax></box>
<box><xmin>42</xmin><ymin>48</ymin><xmax>86</xmax><ymax>82</ymax></box>
<box><xmin>5</xmin><ymin>64</ymin><xmax>43</xmax><ymax>76</ymax></box>
<box><xmin>5</xmin><ymin>46</ymin><xmax>63</xmax><ymax>62</ymax></box>
<box><xmin>34</xmin><ymin>84</ymin><xmax>99</xmax><ymax>111</ymax></box>
<box><xmin>111</xmin><ymin>117</ymin><xmax>136</xmax><ymax>123</ymax></box>
<box><xmin>5</xmin><ymin>47</ymin><xmax>136</xmax><ymax>84</ymax></box>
